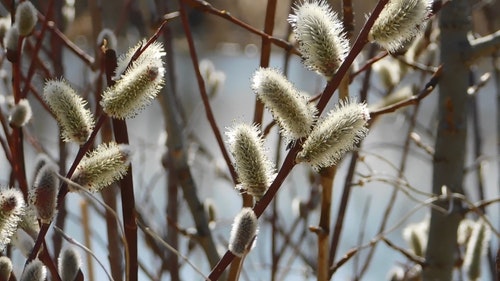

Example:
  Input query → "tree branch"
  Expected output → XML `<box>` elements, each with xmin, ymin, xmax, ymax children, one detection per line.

<box><xmin>466</xmin><ymin>29</ymin><xmax>500</xmax><ymax>65</ymax></box>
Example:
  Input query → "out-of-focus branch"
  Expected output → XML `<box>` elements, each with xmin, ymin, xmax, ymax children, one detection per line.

<box><xmin>182</xmin><ymin>0</ymin><xmax>299</xmax><ymax>55</ymax></box>
<box><xmin>466</xmin><ymin>29</ymin><xmax>500</xmax><ymax>65</ymax></box>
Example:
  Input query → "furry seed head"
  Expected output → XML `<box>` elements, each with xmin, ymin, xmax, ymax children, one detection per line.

<box><xmin>15</xmin><ymin>1</ymin><xmax>37</xmax><ymax>36</ymax></box>
<box><xmin>288</xmin><ymin>0</ymin><xmax>349</xmax><ymax>79</ymax></box>
<box><xmin>369</xmin><ymin>0</ymin><xmax>432</xmax><ymax>52</ymax></box>
<box><xmin>226</xmin><ymin>124</ymin><xmax>276</xmax><ymax>200</ymax></box>
<box><xmin>70</xmin><ymin>142</ymin><xmax>131</xmax><ymax>192</ymax></box>
<box><xmin>252</xmin><ymin>67</ymin><xmax>316</xmax><ymax>140</ymax></box>
<box><xmin>9</xmin><ymin>98</ymin><xmax>32</xmax><ymax>127</ymax></box>
<box><xmin>0</xmin><ymin>188</ymin><xmax>25</xmax><ymax>251</ymax></box>
<box><xmin>20</xmin><ymin>259</ymin><xmax>46</xmax><ymax>281</ymax></box>
<box><xmin>228</xmin><ymin>208</ymin><xmax>258</xmax><ymax>257</ymax></box>
<box><xmin>296</xmin><ymin>99</ymin><xmax>370</xmax><ymax>170</ymax></box>
<box><xmin>463</xmin><ymin>219</ymin><xmax>491</xmax><ymax>281</ymax></box>
<box><xmin>101</xmin><ymin>40</ymin><xmax>165</xmax><ymax>119</ymax></box>
<box><xmin>44</xmin><ymin>79</ymin><xmax>95</xmax><ymax>144</ymax></box>
<box><xmin>58</xmin><ymin>246</ymin><xmax>82</xmax><ymax>281</ymax></box>
<box><xmin>29</xmin><ymin>164</ymin><xmax>59</xmax><ymax>224</ymax></box>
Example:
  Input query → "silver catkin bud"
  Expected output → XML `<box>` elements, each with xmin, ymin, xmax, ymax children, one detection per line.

<box><xmin>402</xmin><ymin>219</ymin><xmax>429</xmax><ymax>257</ymax></box>
<box><xmin>70</xmin><ymin>142</ymin><xmax>131</xmax><ymax>192</ymax></box>
<box><xmin>29</xmin><ymin>164</ymin><xmax>59</xmax><ymax>224</ymax></box>
<box><xmin>226</xmin><ymin>123</ymin><xmax>276</xmax><ymax>200</ymax></box>
<box><xmin>15</xmin><ymin>1</ymin><xmax>37</xmax><ymax>36</ymax></box>
<box><xmin>58</xmin><ymin>246</ymin><xmax>82</xmax><ymax>281</ymax></box>
<box><xmin>9</xmin><ymin>98</ymin><xmax>32</xmax><ymax>127</ymax></box>
<box><xmin>296</xmin><ymin>99</ymin><xmax>370</xmax><ymax>170</ymax></box>
<box><xmin>0</xmin><ymin>188</ymin><xmax>25</xmax><ymax>251</ymax></box>
<box><xmin>368</xmin><ymin>0</ymin><xmax>432</xmax><ymax>52</ymax></box>
<box><xmin>101</xmin><ymin>40</ymin><xmax>165</xmax><ymax>119</ymax></box>
<box><xmin>463</xmin><ymin>219</ymin><xmax>491</xmax><ymax>281</ymax></box>
<box><xmin>228</xmin><ymin>208</ymin><xmax>258</xmax><ymax>257</ymax></box>
<box><xmin>4</xmin><ymin>25</ymin><xmax>19</xmax><ymax>56</ymax></box>
<box><xmin>43</xmin><ymin>79</ymin><xmax>95</xmax><ymax>144</ymax></box>
<box><xmin>0</xmin><ymin>256</ymin><xmax>12</xmax><ymax>281</ymax></box>
<box><xmin>20</xmin><ymin>259</ymin><xmax>46</xmax><ymax>281</ymax></box>
<box><xmin>252</xmin><ymin>67</ymin><xmax>316</xmax><ymax>140</ymax></box>
<box><xmin>288</xmin><ymin>0</ymin><xmax>349</xmax><ymax>79</ymax></box>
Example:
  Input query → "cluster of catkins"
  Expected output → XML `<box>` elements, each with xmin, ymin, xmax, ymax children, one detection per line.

<box><xmin>0</xmin><ymin>0</ymin><xmax>167</xmax><ymax>279</ymax></box>
<box><xmin>226</xmin><ymin>0</ymin><xmax>432</xmax><ymax>257</ymax></box>
<box><xmin>392</xmin><ymin>216</ymin><xmax>492</xmax><ymax>281</ymax></box>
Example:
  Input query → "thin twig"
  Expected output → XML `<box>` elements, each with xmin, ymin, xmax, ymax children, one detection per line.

<box><xmin>369</xmin><ymin>65</ymin><xmax>442</xmax><ymax>119</ymax></box>
<box><xmin>183</xmin><ymin>0</ymin><xmax>298</xmax><ymax>55</ymax></box>
<box><xmin>178</xmin><ymin>0</ymin><xmax>238</xmax><ymax>185</ymax></box>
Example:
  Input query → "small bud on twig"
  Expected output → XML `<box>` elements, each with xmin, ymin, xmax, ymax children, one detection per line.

<box><xmin>4</xmin><ymin>26</ymin><xmax>19</xmax><ymax>62</ymax></box>
<box><xmin>15</xmin><ymin>1</ymin><xmax>37</xmax><ymax>36</ymax></box>
<box><xmin>58</xmin><ymin>246</ymin><xmax>82</xmax><ymax>281</ymax></box>
<box><xmin>9</xmin><ymin>98</ymin><xmax>32</xmax><ymax>127</ymax></box>
<box><xmin>228</xmin><ymin>208</ymin><xmax>258</xmax><ymax>257</ymax></box>
<box><xmin>20</xmin><ymin>259</ymin><xmax>46</xmax><ymax>281</ymax></box>
<box><xmin>29</xmin><ymin>164</ymin><xmax>59</xmax><ymax>224</ymax></box>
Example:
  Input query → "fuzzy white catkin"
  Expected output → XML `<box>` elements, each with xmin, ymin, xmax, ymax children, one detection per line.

<box><xmin>58</xmin><ymin>246</ymin><xmax>82</xmax><ymax>281</ymax></box>
<box><xmin>43</xmin><ymin>79</ymin><xmax>95</xmax><ymax>144</ymax></box>
<box><xmin>226</xmin><ymin>124</ymin><xmax>275</xmax><ymax>200</ymax></box>
<box><xmin>368</xmin><ymin>0</ymin><xmax>432</xmax><ymax>52</ymax></box>
<box><xmin>0</xmin><ymin>188</ymin><xmax>25</xmax><ymax>251</ymax></box>
<box><xmin>296</xmin><ymin>99</ymin><xmax>370</xmax><ymax>170</ymax></box>
<box><xmin>9</xmin><ymin>98</ymin><xmax>32</xmax><ymax>127</ymax></box>
<box><xmin>29</xmin><ymin>164</ymin><xmax>59</xmax><ymax>224</ymax></box>
<box><xmin>0</xmin><ymin>256</ymin><xmax>12</xmax><ymax>280</ymax></box>
<box><xmin>463</xmin><ymin>219</ymin><xmax>491</xmax><ymax>281</ymax></box>
<box><xmin>288</xmin><ymin>0</ymin><xmax>349</xmax><ymax>79</ymax></box>
<box><xmin>20</xmin><ymin>259</ymin><xmax>46</xmax><ymax>281</ymax></box>
<box><xmin>70</xmin><ymin>142</ymin><xmax>131</xmax><ymax>192</ymax></box>
<box><xmin>15</xmin><ymin>1</ymin><xmax>37</xmax><ymax>36</ymax></box>
<box><xmin>101</xmin><ymin>40</ymin><xmax>165</xmax><ymax>119</ymax></box>
<box><xmin>4</xmin><ymin>25</ymin><xmax>19</xmax><ymax>53</ymax></box>
<box><xmin>252</xmin><ymin>67</ymin><xmax>316</xmax><ymax>140</ymax></box>
<box><xmin>228</xmin><ymin>208</ymin><xmax>258</xmax><ymax>257</ymax></box>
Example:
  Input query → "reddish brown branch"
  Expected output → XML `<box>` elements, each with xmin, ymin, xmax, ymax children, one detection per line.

<box><xmin>183</xmin><ymin>0</ymin><xmax>298</xmax><ymax>55</ymax></box>
<box><xmin>369</xmin><ymin>65</ymin><xmax>442</xmax><ymax>119</ymax></box>
<box><xmin>178</xmin><ymin>0</ymin><xmax>238</xmax><ymax>184</ymax></box>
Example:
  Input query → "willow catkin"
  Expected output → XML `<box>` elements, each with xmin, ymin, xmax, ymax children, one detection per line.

<box><xmin>228</xmin><ymin>208</ymin><xmax>258</xmax><ymax>257</ymax></box>
<box><xmin>71</xmin><ymin>142</ymin><xmax>131</xmax><ymax>192</ymax></box>
<box><xmin>369</xmin><ymin>0</ymin><xmax>432</xmax><ymax>52</ymax></box>
<box><xmin>296</xmin><ymin>99</ymin><xmax>370</xmax><ymax>170</ymax></box>
<box><xmin>288</xmin><ymin>0</ymin><xmax>349</xmax><ymax>79</ymax></box>
<box><xmin>252</xmin><ymin>67</ymin><xmax>316</xmax><ymax>140</ymax></box>
<box><xmin>226</xmin><ymin>124</ymin><xmax>275</xmax><ymax>200</ymax></box>
<box><xmin>43</xmin><ymin>79</ymin><xmax>95</xmax><ymax>144</ymax></box>
<box><xmin>101</xmin><ymin>41</ymin><xmax>165</xmax><ymax>119</ymax></box>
